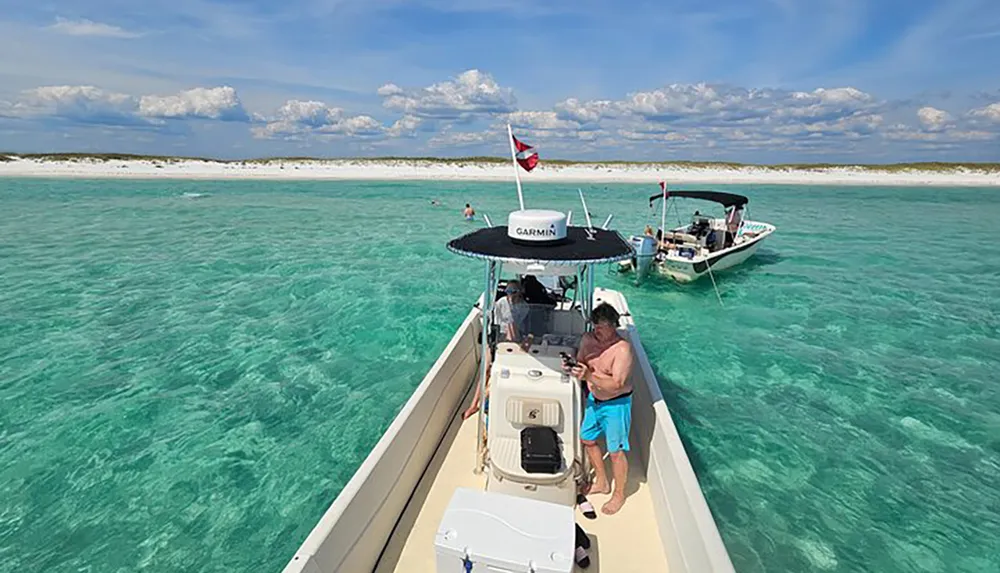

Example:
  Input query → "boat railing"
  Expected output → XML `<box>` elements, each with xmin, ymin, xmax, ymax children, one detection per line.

<box><xmin>738</xmin><ymin>221</ymin><xmax>771</xmax><ymax>234</ymax></box>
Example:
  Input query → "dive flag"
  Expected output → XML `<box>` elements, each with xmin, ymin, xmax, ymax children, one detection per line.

<box><xmin>659</xmin><ymin>180</ymin><xmax>669</xmax><ymax>198</ymax></box>
<box><xmin>513</xmin><ymin>134</ymin><xmax>539</xmax><ymax>172</ymax></box>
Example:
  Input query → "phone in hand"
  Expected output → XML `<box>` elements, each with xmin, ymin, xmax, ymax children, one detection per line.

<box><xmin>560</xmin><ymin>352</ymin><xmax>578</xmax><ymax>368</ymax></box>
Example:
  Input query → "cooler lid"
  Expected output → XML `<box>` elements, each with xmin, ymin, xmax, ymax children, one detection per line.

<box><xmin>435</xmin><ymin>488</ymin><xmax>575</xmax><ymax>573</ymax></box>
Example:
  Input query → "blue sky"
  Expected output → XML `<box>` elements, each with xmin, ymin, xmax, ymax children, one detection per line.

<box><xmin>0</xmin><ymin>0</ymin><xmax>998</xmax><ymax>162</ymax></box>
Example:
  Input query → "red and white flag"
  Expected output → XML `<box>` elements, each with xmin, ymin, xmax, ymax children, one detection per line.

<box><xmin>659</xmin><ymin>180</ymin><xmax>669</xmax><ymax>197</ymax></box>
<box><xmin>512</xmin><ymin>134</ymin><xmax>539</xmax><ymax>172</ymax></box>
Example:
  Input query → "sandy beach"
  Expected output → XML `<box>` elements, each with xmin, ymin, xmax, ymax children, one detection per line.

<box><xmin>1</xmin><ymin>156</ymin><xmax>998</xmax><ymax>186</ymax></box>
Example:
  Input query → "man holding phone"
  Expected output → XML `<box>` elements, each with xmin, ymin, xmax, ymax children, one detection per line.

<box><xmin>563</xmin><ymin>302</ymin><xmax>634</xmax><ymax>515</ymax></box>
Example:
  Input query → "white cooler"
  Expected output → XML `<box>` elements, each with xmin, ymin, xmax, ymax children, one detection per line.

<box><xmin>434</xmin><ymin>488</ymin><xmax>575</xmax><ymax>573</ymax></box>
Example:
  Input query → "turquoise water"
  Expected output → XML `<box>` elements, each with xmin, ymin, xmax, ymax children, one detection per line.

<box><xmin>1</xmin><ymin>179</ymin><xmax>997</xmax><ymax>573</ymax></box>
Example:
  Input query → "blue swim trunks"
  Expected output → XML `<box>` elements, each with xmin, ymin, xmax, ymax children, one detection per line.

<box><xmin>580</xmin><ymin>392</ymin><xmax>632</xmax><ymax>453</ymax></box>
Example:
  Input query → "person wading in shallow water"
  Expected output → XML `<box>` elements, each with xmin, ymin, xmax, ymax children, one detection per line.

<box><xmin>565</xmin><ymin>302</ymin><xmax>634</xmax><ymax>515</ymax></box>
<box><xmin>463</xmin><ymin>203</ymin><xmax>475</xmax><ymax>220</ymax></box>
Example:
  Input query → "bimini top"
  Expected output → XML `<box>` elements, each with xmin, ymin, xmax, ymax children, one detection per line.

<box><xmin>447</xmin><ymin>226</ymin><xmax>634</xmax><ymax>266</ymax></box>
<box><xmin>648</xmin><ymin>190</ymin><xmax>749</xmax><ymax>208</ymax></box>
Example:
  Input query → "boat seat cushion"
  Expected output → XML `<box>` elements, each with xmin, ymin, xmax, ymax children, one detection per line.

<box><xmin>504</xmin><ymin>396</ymin><xmax>562</xmax><ymax>428</ymax></box>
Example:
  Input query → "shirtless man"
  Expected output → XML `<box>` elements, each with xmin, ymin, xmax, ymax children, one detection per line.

<box><xmin>566</xmin><ymin>302</ymin><xmax>634</xmax><ymax>515</ymax></box>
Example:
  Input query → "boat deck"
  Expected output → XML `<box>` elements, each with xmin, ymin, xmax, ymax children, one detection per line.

<box><xmin>375</xmin><ymin>400</ymin><xmax>670</xmax><ymax>573</ymax></box>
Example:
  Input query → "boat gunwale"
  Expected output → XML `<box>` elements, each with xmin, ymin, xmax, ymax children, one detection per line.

<box><xmin>602</xmin><ymin>288</ymin><xmax>735</xmax><ymax>572</ymax></box>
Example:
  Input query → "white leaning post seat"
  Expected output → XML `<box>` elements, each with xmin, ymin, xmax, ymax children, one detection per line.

<box><xmin>486</xmin><ymin>343</ymin><xmax>581</xmax><ymax>507</ymax></box>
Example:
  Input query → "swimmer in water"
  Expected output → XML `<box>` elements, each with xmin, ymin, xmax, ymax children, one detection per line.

<box><xmin>463</xmin><ymin>203</ymin><xmax>475</xmax><ymax>220</ymax></box>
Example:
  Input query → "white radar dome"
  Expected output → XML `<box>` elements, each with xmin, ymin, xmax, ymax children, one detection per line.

<box><xmin>507</xmin><ymin>209</ymin><xmax>568</xmax><ymax>243</ymax></box>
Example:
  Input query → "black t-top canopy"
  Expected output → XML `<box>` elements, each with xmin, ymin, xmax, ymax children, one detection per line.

<box><xmin>447</xmin><ymin>226</ymin><xmax>634</xmax><ymax>265</ymax></box>
<box><xmin>648</xmin><ymin>190</ymin><xmax>749</xmax><ymax>208</ymax></box>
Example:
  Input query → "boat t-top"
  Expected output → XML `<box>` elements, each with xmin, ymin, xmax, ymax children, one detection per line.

<box><xmin>622</xmin><ymin>184</ymin><xmax>777</xmax><ymax>284</ymax></box>
<box><xmin>280</xmin><ymin>130</ymin><xmax>735</xmax><ymax>573</ymax></box>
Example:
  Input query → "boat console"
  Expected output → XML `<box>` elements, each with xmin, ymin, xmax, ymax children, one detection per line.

<box><xmin>485</xmin><ymin>334</ymin><xmax>583</xmax><ymax>507</ymax></box>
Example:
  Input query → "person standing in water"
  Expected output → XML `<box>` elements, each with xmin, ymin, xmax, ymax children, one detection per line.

<box><xmin>463</xmin><ymin>204</ymin><xmax>475</xmax><ymax>220</ymax></box>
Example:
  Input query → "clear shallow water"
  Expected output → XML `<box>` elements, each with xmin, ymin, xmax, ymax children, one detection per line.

<box><xmin>0</xmin><ymin>179</ymin><xmax>997</xmax><ymax>573</ymax></box>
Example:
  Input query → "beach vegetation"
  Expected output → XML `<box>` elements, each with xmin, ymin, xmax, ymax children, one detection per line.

<box><xmin>2</xmin><ymin>152</ymin><xmax>998</xmax><ymax>172</ymax></box>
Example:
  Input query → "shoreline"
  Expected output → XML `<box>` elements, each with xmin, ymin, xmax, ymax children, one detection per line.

<box><xmin>1</xmin><ymin>157</ymin><xmax>998</xmax><ymax>186</ymax></box>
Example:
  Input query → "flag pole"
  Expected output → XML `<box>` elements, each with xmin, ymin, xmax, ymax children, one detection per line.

<box><xmin>507</xmin><ymin>123</ymin><xmax>525</xmax><ymax>211</ymax></box>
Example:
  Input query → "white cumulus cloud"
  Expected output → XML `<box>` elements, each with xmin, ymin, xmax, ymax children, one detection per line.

<box><xmin>387</xmin><ymin>115</ymin><xmax>423</xmax><ymax>138</ymax></box>
<box><xmin>4</xmin><ymin>69</ymin><xmax>999</xmax><ymax>160</ymax></box>
<box><xmin>610</xmin><ymin>83</ymin><xmax>881</xmax><ymax>127</ymax></box>
<box><xmin>553</xmin><ymin>98</ymin><xmax>618</xmax><ymax>125</ymax></box>
<box><xmin>376</xmin><ymin>83</ymin><xmax>405</xmax><ymax>97</ymax></box>
<box><xmin>1</xmin><ymin>84</ymin><xmax>252</xmax><ymax>128</ymax></box>
<box><xmin>368</xmin><ymin>72</ymin><xmax>1000</xmax><ymax>156</ymax></box>
<box><xmin>252</xmin><ymin>99</ymin><xmax>385</xmax><ymax>139</ymax></box>
<box><xmin>15</xmin><ymin>85</ymin><xmax>138</xmax><ymax>122</ymax></box>
<box><xmin>499</xmin><ymin>111</ymin><xmax>601</xmax><ymax>143</ymax></box>
<box><xmin>618</xmin><ymin>130</ymin><xmax>690</xmax><ymax>142</ymax></box>
<box><xmin>47</xmin><ymin>17</ymin><xmax>140</xmax><ymax>39</ymax></box>
<box><xmin>420</xmin><ymin>81</ymin><xmax>888</xmax><ymax>153</ymax></box>
<box><xmin>378</xmin><ymin>69</ymin><xmax>516</xmax><ymax>119</ymax></box>
<box><xmin>139</xmin><ymin>86</ymin><xmax>247</xmax><ymax>121</ymax></box>
<box><xmin>507</xmin><ymin>111</ymin><xmax>580</xmax><ymax>132</ymax></box>
<box><xmin>618</xmin><ymin>83</ymin><xmax>751</xmax><ymax>121</ymax></box>
<box><xmin>884</xmin><ymin>123</ymin><xmax>996</xmax><ymax>143</ymax></box>
<box><xmin>917</xmin><ymin>107</ymin><xmax>952</xmax><ymax>131</ymax></box>
<box><xmin>968</xmin><ymin>102</ymin><xmax>1000</xmax><ymax>123</ymax></box>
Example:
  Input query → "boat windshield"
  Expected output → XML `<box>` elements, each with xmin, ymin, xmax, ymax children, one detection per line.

<box><xmin>492</xmin><ymin>301</ymin><xmax>587</xmax><ymax>348</ymax></box>
<box><xmin>523</xmin><ymin>303</ymin><xmax>587</xmax><ymax>341</ymax></box>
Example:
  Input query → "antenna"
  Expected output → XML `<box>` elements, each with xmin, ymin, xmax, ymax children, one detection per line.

<box><xmin>601</xmin><ymin>214</ymin><xmax>614</xmax><ymax>230</ymax></box>
<box><xmin>483</xmin><ymin>213</ymin><xmax>493</xmax><ymax>228</ymax></box>
<box><xmin>578</xmin><ymin>189</ymin><xmax>594</xmax><ymax>230</ymax></box>
<box><xmin>578</xmin><ymin>188</ymin><xmax>597</xmax><ymax>240</ymax></box>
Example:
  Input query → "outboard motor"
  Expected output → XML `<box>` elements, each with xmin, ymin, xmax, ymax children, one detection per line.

<box><xmin>629</xmin><ymin>235</ymin><xmax>658</xmax><ymax>285</ymax></box>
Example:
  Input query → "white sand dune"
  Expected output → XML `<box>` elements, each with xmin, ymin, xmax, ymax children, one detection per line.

<box><xmin>0</xmin><ymin>156</ymin><xmax>998</xmax><ymax>186</ymax></box>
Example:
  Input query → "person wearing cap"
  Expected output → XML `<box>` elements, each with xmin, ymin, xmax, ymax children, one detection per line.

<box><xmin>462</xmin><ymin>280</ymin><xmax>530</xmax><ymax>422</ymax></box>
<box><xmin>564</xmin><ymin>302</ymin><xmax>634</xmax><ymax>515</ymax></box>
<box><xmin>493</xmin><ymin>280</ymin><xmax>529</xmax><ymax>343</ymax></box>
